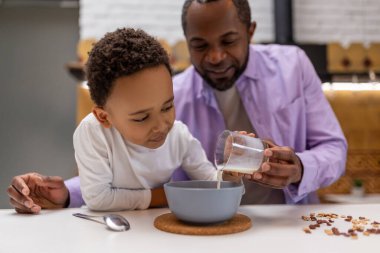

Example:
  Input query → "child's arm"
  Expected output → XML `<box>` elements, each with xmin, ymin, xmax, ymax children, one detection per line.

<box><xmin>150</xmin><ymin>188</ymin><xmax>168</xmax><ymax>208</ymax></box>
<box><xmin>74</xmin><ymin>121</ymin><xmax>152</xmax><ymax>211</ymax></box>
<box><xmin>177</xmin><ymin>122</ymin><xmax>217</xmax><ymax>180</ymax></box>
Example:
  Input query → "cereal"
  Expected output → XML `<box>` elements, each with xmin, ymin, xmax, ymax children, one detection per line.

<box><xmin>300</xmin><ymin>212</ymin><xmax>380</xmax><ymax>239</ymax></box>
<box><xmin>303</xmin><ymin>227</ymin><xmax>311</xmax><ymax>234</ymax></box>
<box><xmin>332</xmin><ymin>227</ymin><xmax>340</xmax><ymax>235</ymax></box>
<box><xmin>324</xmin><ymin>229</ymin><xmax>333</xmax><ymax>236</ymax></box>
<box><xmin>309</xmin><ymin>224</ymin><xmax>318</xmax><ymax>230</ymax></box>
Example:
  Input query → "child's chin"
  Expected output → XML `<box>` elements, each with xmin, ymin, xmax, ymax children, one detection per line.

<box><xmin>145</xmin><ymin>140</ymin><xmax>166</xmax><ymax>150</ymax></box>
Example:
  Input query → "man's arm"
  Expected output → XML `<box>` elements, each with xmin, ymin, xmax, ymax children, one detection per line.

<box><xmin>63</xmin><ymin>176</ymin><xmax>85</xmax><ymax>208</ymax></box>
<box><xmin>243</xmin><ymin>48</ymin><xmax>347</xmax><ymax>203</ymax></box>
<box><xmin>282</xmin><ymin>48</ymin><xmax>347</xmax><ymax>202</ymax></box>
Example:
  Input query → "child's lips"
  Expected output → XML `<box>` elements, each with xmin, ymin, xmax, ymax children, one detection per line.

<box><xmin>149</xmin><ymin>133</ymin><xmax>166</xmax><ymax>142</ymax></box>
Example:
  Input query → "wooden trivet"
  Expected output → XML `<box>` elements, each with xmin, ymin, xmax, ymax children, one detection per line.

<box><xmin>154</xmin><ymin>212</ymin><xmax>251</xmax><ymax>235</ymax></box>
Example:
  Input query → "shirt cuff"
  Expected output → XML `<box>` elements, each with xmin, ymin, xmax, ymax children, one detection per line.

<box><xmin>64</xmin><ymin>177</ymin><xmax>85</xmax><ymax>208</ymax></box>
<box><xmin>284</xmin><ymin>151</ymin><xmax>318</xmax><ymax>203</ymax></box>
<box><xmin>140</xmin><ymin>189</ymin><xmax>152</xmax><ymax>210</ymax></box>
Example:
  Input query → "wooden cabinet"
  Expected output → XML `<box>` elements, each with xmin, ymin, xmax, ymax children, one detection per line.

<box><xmin>319</xmin><ymin>89</ymin><xmax>380</xmax><ymax>196</ymax></box>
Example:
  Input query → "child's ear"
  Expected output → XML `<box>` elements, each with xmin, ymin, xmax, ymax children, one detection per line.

<box><xmin>92</xmin><ymin>106</ymin><xmax>112</xmax><ymax>128</ymax></box>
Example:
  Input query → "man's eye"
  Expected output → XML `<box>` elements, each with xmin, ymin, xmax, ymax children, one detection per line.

<box><xmin>222</xmin><ymin>39</ymin><xmax>236</xmax><ymax>46</ymax></box>
<box><xmin>162</xmin><ymin>105</ymin><xmax>173</xmax><ymax>112</ymax></box>
<box><xmin>132</xmin><ymin>115</ymin><xmax>149</xmax><ymax>122</ymax></box>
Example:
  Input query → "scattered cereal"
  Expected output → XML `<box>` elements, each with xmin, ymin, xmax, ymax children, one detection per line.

<box><xmin>300</xmin><ymin>212</ymin><xmax>380</xmax><ymax>239</ymax></box>
<box><xmin>324</xmin><ymin>229</ymin><xmax>333</xmax><ymax>236</ymax></box>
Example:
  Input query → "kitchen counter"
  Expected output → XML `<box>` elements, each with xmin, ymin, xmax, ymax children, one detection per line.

<box><xmin>1</xmin><ymin>204</ymin><xmax>379</xmax><ymax>253</ymax></box>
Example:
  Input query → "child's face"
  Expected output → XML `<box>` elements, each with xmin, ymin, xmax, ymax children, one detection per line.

<box><xmin>94</xmin><ymin>65</ymin><xmax>175</xmax><ymax>149</ymax></box>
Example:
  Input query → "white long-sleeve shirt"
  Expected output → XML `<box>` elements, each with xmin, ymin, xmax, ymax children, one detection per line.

<box><xmin>73</xmin><ymin>114</ymin><xmax>217</xmax><ymax>211</ymax></box>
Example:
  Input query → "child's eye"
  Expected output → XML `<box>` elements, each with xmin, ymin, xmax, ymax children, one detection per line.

<box><xmin>162</xmin><ymin>104</ymin><xmax>173</xmax><ymax>112</ymax></box>
<box><xmin>132</xmin><ymin>115</ymin><xmax>149</xmax><ymax>122</ymax></box>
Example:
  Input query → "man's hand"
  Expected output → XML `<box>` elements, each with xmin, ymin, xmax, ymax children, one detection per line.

<box><xmin>244</xmin><ymin>140</ymin><xmax>304</xmax><ymax>189</ymax></box>
<box><xmin>222</xmin><ymin>171</ymin><xmax>243</xmax><ymax>184</ymax></box>
<box><xmin>7</xmin><ymin>173</ymin><xmax>69</xmax><ymax>214</ymax></box>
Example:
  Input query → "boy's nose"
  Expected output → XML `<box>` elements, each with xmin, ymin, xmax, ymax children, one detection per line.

<box><xmin>152</xmin><ymin>117</ymin><xmax>167</xmax><ymax>132</ymax></box>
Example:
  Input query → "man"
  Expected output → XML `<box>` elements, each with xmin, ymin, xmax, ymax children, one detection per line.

<box><xmin>7</xmin><ymin>0</ymin><xmax>347</xmax><ymax>213</ymax></box>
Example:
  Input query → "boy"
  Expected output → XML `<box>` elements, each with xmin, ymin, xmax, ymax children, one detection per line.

<box><xmin>74</xmin><ymin>28</ymin><xmax>217</xmax><ymax>211</ymax></box>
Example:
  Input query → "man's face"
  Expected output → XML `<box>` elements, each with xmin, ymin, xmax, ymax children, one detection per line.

<box><xmin>184</xmin><ymin>0</ymin><xmax>255</xmax><ymax>91</ymax></box>
<box><xmin>95</xmin><ymin>65</ymin><xmax>175</xmax><ymax>149</ymax></box>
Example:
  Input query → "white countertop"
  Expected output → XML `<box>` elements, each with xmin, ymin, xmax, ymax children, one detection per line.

<box><xmin>1</xmin><ymin>204</ymin><xmax>379</xmax><ymax>253</ymax></box>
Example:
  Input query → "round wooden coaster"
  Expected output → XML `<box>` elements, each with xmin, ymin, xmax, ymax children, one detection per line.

<box><xmin>154</xmin><ymin>213</ymin><xmax>251</xmax><ymax>235</ymax></box>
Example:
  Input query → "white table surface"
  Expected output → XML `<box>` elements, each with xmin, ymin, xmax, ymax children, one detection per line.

<box><xmin>1</xmin><ymin>204</ymin><xmax>379</xmax><ymax>253</ymax></box>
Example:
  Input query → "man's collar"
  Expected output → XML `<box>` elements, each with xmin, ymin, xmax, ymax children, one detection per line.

<box><xmin>239</xmin><ymin>44</ymin><xmax>276</xmax><ymax>82</ymax></box>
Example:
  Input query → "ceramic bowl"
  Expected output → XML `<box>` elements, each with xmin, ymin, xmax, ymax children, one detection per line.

<box><xmin>164</xmin><ymin>180</ymin><xmax>243</xmax><ymax>224</ymax></box>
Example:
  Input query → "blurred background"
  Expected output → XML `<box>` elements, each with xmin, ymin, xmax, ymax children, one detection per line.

<box><xmin>0</xmin><ymin>0</ymin><xmax>379</xmax><ymax>208</ymax></box>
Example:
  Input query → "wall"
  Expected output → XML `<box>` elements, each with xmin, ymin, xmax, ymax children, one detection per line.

<box><xmin>80</xmin><ymin>0</ymin><xmax>274</xmax><ymax>43</ymax></box>
<box><xmin>0</xmin><ymin>6</ymin><xmax>79</xmax><ymax>208</ymax></box>
<box><xmin>80</xmin><ymin>0</ymin><xmax>380</xmax><ymax>45</ymax></box>
<box><xmin>294</xmin><ymin>0</ymin><xmax>380</xmax><ymax>45</ymax></box>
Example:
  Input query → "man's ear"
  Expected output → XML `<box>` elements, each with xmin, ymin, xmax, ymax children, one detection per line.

<box><xmin>248</xmin><ymin>21</ymin><xmax>256</xmax><ymax>42</ymax></box>
<box><xmin>92</xmin><ymin>106</ymin><xmax>112</xmax><ymax>128</ymax></box>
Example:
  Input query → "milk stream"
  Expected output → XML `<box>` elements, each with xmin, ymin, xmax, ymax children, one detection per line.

<box><xmin>217</xmin><ymin>170</ymin><xmax>223</xmax><ymax>190</ymax></box>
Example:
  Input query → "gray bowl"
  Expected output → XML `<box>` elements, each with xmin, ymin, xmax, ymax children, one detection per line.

<box><xmin>164</xmin><ymin>180</ymin><xmax>243</xmax><ymax>224</ymax></box>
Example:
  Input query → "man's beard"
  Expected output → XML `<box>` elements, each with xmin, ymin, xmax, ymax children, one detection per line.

<box><xmin>196</xmin><ymin>53</ymin><xmax>249</xmax><ymax>91</ymax></box>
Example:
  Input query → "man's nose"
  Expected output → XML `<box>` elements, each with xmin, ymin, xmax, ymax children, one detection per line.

<box><xmin>206</xmin><ymin>47</ymin><xmax>226</xmax><ymax>65</ymax></box>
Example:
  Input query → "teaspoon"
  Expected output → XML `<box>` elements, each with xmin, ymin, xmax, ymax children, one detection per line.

<box><xmin>73</xmin><ymin>213</ymin><xmax>130</xmax><ymax>231</ymax></box>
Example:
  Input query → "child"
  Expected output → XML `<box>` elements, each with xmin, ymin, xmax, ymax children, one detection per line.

<box><xmin>73</xmin><ymin>28</ymin><xmax>217</xmax><ymax>211</ymax></box>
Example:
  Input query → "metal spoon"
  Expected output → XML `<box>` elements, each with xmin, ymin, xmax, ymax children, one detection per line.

<box><xmin>72</xmin><ymin>213</ymin><xmax>130</xmax><ymax>231</ymax></box>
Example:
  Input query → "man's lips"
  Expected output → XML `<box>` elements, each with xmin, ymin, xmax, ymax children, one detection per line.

<box><xmin>206</xmin><ymin>67</ymin><xmax>233</xmax><ymax>79</ymax></box>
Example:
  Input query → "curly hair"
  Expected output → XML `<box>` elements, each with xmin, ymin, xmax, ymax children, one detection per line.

<box><xmin>181</xmin><ymin>0</ymin><xmax>251</xmax><ymax>34</ymax></box>
<box><xmin>86</xmin><ymin>28</ymin><xmax>171</xmax><ymax>106</ymax></box>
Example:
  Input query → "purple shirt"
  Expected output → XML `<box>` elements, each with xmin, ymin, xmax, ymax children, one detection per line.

<box><xmin>66</xmin><ymin>45</ymin><xmax>347</xmax><ymax>207</ymax></box>
<box><xmin>172</xmin><ymin>45</ymin><xmax>347</xmax><ymax>204</ymax></box>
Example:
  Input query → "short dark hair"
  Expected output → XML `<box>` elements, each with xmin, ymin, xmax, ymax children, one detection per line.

<box><xmin>181</xmin><ymin>0</ymin><xmax>251</xmax><ymax>34</ymax></box>
<box><xmin>86</xmin><ymin>28</ymin><xmax>171</xmax><ymax>106</ymax></box>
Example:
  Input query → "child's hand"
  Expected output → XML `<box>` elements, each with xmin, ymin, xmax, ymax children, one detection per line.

<box><xmin>150</xmin><ymin>187</ymin><xmax>168</xmax><ymax>208</ymax></box>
